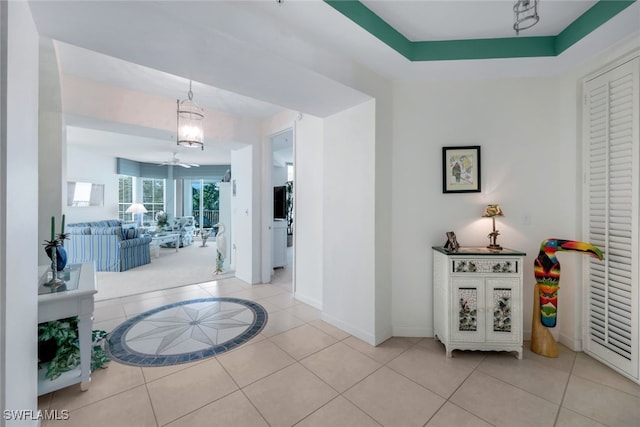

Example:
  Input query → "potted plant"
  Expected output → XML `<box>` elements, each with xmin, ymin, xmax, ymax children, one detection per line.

<box><xmin>38</xmin><ymin>317</ymin><xmax>110</xmax><ymax>380</ymax></box>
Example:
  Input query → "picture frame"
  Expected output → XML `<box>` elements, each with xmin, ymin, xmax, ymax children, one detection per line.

<box><xmin>442</xmin><ymin>145</ymin><xmax>481</xmax><ymax>193</ymax></box>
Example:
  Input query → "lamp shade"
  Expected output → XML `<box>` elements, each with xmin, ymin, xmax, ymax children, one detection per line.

<box><xmin>483</xmin><ymin>204</ymin><xmax>504</xmax><ymax>218</ymax></box>
<box><xmin>126</xmin><ymin>203</ymin><xmax>148</xmax><ymax>214</ymax></box>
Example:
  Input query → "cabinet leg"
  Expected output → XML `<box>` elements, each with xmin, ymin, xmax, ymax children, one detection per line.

<box><xmin>516</xmin><ymin>349</ymin><xmax>523</xmax><ymax>360</ymax></box>
<box><xmin>80</xmin><ymin>380</ymin><xmax>91</xmax><ymax>391</ymax></box>
<box><xmin>446</xmin><ymin>349</ymin><xmax>452</xmax><ymax>358</ymax></box>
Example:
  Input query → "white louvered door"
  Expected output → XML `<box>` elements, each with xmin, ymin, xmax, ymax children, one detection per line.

<box><xmin>583</xmin><ymin>56</ymin><xmax>639</xmax><ymax>383</ymax></box>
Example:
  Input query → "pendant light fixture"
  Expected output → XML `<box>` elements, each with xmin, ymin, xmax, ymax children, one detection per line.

<box><xmin>177</xmin><ymin>80</ymin><xmax>204</xmax><ymax>150</ymax></box>
<box><xmin>513</xmin><ymin>0</ymin><xmax>540</xmax><ymax>36</ymax></box>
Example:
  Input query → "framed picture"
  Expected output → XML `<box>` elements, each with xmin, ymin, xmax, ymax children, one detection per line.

<box><xmin>442</xmin><ymin>145</ymin><xmax>481</xmax><ymax>193</ymax></box>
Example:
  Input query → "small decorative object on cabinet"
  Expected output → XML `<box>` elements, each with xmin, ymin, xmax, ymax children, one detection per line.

<box><xmin>443</xmin><ymin>231</ymin><xmax>460</xmax><ymax>252</ymax></box>
<box><xmin>432</xmin><ymin>246</ymin><xmax>526</xmax><ymax>359</ymax></box>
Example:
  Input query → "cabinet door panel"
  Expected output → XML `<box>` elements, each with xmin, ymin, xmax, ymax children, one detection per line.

<box><xmin>485</xmin><ymin>278</ymin><xmax>520</xmax><ymax>343</ymax></box>
<box><xmin>451</xmin><ymin>277</ymin><xmax>485</xmax><ymax>342</ymax></box>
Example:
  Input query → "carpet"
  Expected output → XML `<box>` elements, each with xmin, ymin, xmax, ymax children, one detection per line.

<box><xmin>95</xmin><ymin>242</ymin><xmax>234</xmax><ymax>301</ymax></box>
<box><xmin>107</xmin><ymin>297</ymin><xmax>267</xmax><ymax>367</ymax></box>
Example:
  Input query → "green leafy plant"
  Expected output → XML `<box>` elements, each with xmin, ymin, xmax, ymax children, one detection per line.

<box><xmin>38</xmin><ymin>317</ymin><xmax>110</xmax><ymax>380</ymax></box>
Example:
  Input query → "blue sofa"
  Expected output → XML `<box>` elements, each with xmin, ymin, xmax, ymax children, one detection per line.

<box><xmin>65</xmin><ymin>220</ymin><xmax>152</xmax><ymax>272</ymax></box>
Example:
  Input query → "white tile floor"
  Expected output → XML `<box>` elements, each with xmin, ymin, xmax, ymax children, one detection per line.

<box><xmin>39</xmin><ymin>268</ymin><xmax>640</xmax><ymax>426</ymax></box>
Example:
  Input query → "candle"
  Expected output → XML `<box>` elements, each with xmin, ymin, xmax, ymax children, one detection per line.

<box><xmin>61</xmin><ymin>214</ymin><xmax>65</xmax><ymax>235</ymax></box>
<box><xmin>51</xmin><ymin>216</ymin><xmax>55</xmax><ymax>241</ymax></box>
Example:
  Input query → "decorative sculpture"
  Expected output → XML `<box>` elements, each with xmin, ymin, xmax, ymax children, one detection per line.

<box><xmin>531</xmin><ymin>238</ymin><xmax>603</xmax><ymax>357</ymax></box>
<box><xmin>214</xmin><ymin>223</ymin><xmax>227</xmax><ymax>274</ymax></box>
<box><xmin>200</xmin><ymin>229</ymin><xmax>211</xmax><ymax>247</ymax></box>
<box><xmin>443</xmin><ymin>231</ymin><xmax>459</xmax><ymax>252</ymax></box>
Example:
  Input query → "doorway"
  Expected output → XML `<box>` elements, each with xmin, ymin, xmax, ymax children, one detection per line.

<box><xmin>269</xmin><ymin>129</ymin><xmax>294</xmax><ymax>291</ymax></box>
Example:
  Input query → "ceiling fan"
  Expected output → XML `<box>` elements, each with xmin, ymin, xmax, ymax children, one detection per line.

<box><xmin>157</xmin><ymin>153</ymin><xmax>200</xmax><ymax>168</ymax></box>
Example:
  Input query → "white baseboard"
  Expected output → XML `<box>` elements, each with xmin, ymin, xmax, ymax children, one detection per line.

<box><xmin>559</xmin><ymin>333</ymin><xmax>583</xmax><ymax>352</ymax></box>
<box><xmin>293</xmin><ymin>292</ymin><xmax>321</xmax><ymax>310</ymax></box>
<box><xmin>320</xmin><ymin>312</ymin><xmax>376</xmax><ymax>345</ymax></box>
<box><xmin>392</xmin><ymin>326</ymin><xmax>433</xmax><ymax>337</ymax></box>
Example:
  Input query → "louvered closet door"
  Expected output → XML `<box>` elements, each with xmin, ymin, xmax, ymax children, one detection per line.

<box><xmin>583</xmin><ymin>57</ymin><xmax>639</xmax><ymax>383</ymax></box>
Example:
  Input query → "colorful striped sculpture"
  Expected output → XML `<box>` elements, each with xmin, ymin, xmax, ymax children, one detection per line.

<box><xmin>534</xmin><ymin>239</ymin><xmax>603</xmax><ymax>327</ymax></box>
<box><xmin>531</xmin><ymin>239</ymin><xmax>603</xmax><ymax>357</ymax></box>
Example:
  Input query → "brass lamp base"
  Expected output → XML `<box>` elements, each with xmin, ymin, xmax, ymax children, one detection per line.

<box><xmin>487</xmin><ymin>244</ymin><xmax>502</xmax><ymax>250</ymax></box>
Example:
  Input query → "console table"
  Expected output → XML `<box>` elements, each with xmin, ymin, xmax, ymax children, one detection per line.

<box><xmin>432</xmin><ymin>246</ymin><xmax>526</xmax><ymax>359</ymax></box>
<box><xmin>38</xmin><ymin>262</ymin><xmax>97</xmax><ymax>395</ymax></box>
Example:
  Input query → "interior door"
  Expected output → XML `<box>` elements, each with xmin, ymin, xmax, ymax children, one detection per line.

<box><xmin>583</xmin><ymin>56</ymin><xmax>639</xmax><ymax>382</ymax></box>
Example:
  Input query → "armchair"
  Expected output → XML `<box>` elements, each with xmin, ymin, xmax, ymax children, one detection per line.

<box><xmin>161</xmin><ymin>216</ymin><xmax>195</xmax><ymax>247</ymax></box>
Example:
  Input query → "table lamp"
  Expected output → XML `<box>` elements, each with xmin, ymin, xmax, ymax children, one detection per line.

<box><xmin>483</xmin><ymin>204</ymin><xmax>504</xmax><ymax>250</ymax></box>
<box><xmin>126</xmin><ymin>203</ymin><xmax>147</xmax><ymax>227</ymax></box>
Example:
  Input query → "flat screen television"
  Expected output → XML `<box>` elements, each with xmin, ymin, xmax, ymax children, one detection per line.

<box><xmin>273</xmin><ymin>185</ymin><xmax>287</xmax><ymax>219</ymax></box>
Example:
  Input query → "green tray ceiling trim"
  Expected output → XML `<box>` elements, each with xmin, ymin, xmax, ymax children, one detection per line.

<box><xmin>555</xmin><ymin>0</ymin><xmax>635</xmax><ymax>54</ymax></box>
<box><xmin>324</xmin><ymin>0</ymin><xmax>413</xmax><ymax>58</ymax></box>
<box><xmin>324</xmin><ymin>0</ymin><xmax>636</xmax><ymax>61</ymax></box>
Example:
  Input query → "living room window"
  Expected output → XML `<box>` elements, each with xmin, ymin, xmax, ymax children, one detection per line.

<box><xmin>118</xmin><ymin>176</ymin><xmax>166</xmax><ymax>223</ymax></box>
<box><xmin>118</xmin><ymin>175</ymin><xmax>133</xmax><ymax>220</ymax></box>
<box><xmin>142</xmin><ymin>177</ymin><xmax>165</xmax><ymax>223</ymax></box>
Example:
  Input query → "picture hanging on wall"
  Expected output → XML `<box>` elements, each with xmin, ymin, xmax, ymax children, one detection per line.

<box><xmin>442</xmin><ymin>145</ymin><xmax>481</xmax><ymax>193</ymax></box>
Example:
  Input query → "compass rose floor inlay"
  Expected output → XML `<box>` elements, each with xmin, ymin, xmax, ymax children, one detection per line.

<box><xmin>107</xmin><ymin>297</ymin><xmax>267</xmax><ymax>367</ymax></box>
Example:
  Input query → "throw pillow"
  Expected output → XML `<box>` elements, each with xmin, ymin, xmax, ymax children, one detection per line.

<box><xmin>123</xmin><ymin>228</ymin><xmax>139</xmax><ymax>240</ymax></box>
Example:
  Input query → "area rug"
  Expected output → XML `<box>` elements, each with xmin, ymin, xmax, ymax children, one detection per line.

<box><xmin>95</xmin><ymin>242</ymin><xmax>235</xmax><ymax>301</ymax></box>
<box><xmin>107</xmin><ymin>297</ymin><xmax>267</xmax><ymax>367</ymax></box>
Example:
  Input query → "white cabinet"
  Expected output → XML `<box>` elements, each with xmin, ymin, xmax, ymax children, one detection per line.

<box><xmin>433</xmin><ymin>247</ymin><xmax>526</xmax><ymax>359</ymax></box>
<box><xmin>273</xmin><ymin>220</ymin><xmax>287</xmax><ymax>268</ymax></box>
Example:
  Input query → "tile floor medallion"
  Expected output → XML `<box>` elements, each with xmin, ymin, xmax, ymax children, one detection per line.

<box><xmin>107</xmin><ymin>297</ymin><xmax>267</xmax><ymax>366</ymax></box>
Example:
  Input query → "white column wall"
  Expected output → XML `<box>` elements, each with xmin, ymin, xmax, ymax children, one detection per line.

<box><xmin>322</xmin><ymin>100</ymin><xmax>377</xmax><ymax>344</ymax></box>
<box><xmin>293</xmin><ymin>114</ymin><xmax>324</xmax><ymax>308</ymax></box>
<box><xmin>38</xmin><ymin>38</ymin><xmax>65</xmax><ymax>265</ymax></box>
<box><xmin>1</xmin><ymin>1</ymin><xmax>39</xmax><ymax>424</ymax></box>
<box><xmin>230</xmin><ymin>145</ymin><xmax>255</xmax><ymax>284</ymax></box>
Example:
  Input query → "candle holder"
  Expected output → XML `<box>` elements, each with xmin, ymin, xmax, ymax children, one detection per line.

<box><xmin>44</xmin><ymin>239</ymin><xmax>65</xmax><ymax>288</ymax></box>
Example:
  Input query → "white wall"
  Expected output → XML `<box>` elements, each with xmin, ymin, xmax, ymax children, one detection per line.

<box><xmin>384</xmin><ymin>36</ymin><xmax>640</xmax><ymax>349</ymax></box>
<box><xmin>323</xmin><ymin>100</ymin><xmax>377</xmax><ymax>344</ymax></box>
<box><xmin>558</xmin><ymin>36</ymin><xmax>640</xmax><ymax>350</ymax></box>
<box><xmin>66</xmin><ymin>146</ymin><xmax>119</xmax><ymax>223</ymax></box>
<box><xmin>38</xmin><ymin>38</ymin><xmax>65</xmax><ymax>266</ymax></box>
<box><xmin>1</xmin><ymin>1</ymin><xmax>40</xmax><ymax>424</ymax></box>
<box><xmin>392</xmin><ymin>77</ymin><xmax>571</xmax><ymax>340</ymax></box>
<box><xmin>293</xmin><ymin>114</ymin><xmax>324</xmax><ymax>308</ymax></box>
<box><xmin>231</xmin><ymin>145</ymin><xmax>255</xmax><ymax>283</ymax></box>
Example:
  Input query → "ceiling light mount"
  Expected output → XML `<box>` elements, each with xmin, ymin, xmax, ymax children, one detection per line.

<box><xmin>177</xmin><ymin>80</ymin><xmax>204</xmax><ymax>150</ymax></box>
<box><xmin>513</xmin><ymin>0</ymin><xmax>540</xmax><ymax>36</ymax></box>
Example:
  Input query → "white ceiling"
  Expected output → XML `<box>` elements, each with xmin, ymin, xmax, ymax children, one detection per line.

<box><xmin>27</xmin><ymin>1</ymin><xmax>640</xmax><ymax>165</ymax></box>
<box><xmin>361</xmin><ymin>0</ymin><xmax>598</xmax><ymax>41</ymax></box>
